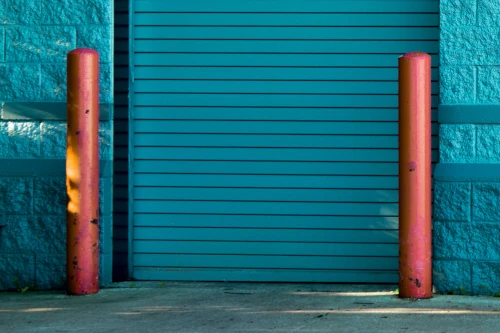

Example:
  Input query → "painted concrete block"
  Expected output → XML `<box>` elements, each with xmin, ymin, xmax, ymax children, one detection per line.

<box><xmin>0</xmin><ymin>28</ymin><xmax>4</xmax><ymax>62</ymax></box>
<box><xmin>441</xmin><ymin>27</ymin><xmax>500</xmax><ymax>65</ymax></box>
<box><xmin>0</xmin><ymin>64</ymin><xmax>40</xmax><ymax>101</ymax></box>
<box><xmin>0</xmin><ymin>254</ymin><xmax>35</xmax><ymax>291</ymax></box>
<box><xmin>40</xmin><ymin>121</ymin><xmax>66</xmax><ymax>158</ymax></box>
<box><xmin>433</xmin><ymin>260</ymin><xmax>472</xmax><ymax>295</ymax></box>
<box><xmin>0</xmin><ymin>0</ymin><xmax>41</xmax><ymax>25</ymax></box>
<box><xmin>476</xmin><ymin>126</ymin><xmax>500</xmax><ymax>162</ymax></box>
<box><xmin>36</xmin><ymin>254</ymin><xmax>66</xmax><ymax>290</ymax></box>
<box><xmin>434</xmin><ymin>222</ymin><xmax>500</xmax><ymax>260</ymax></box>
<box><xmin>0</xmin><ymin>215</ymin><xmax>65</xmax><ymax>253</ymax></box>
<box><xmin>478</xmin><ymin>67</ymin><xmax>500</xmax><ymax>103</ymax></box>
<box><xmin>440</xmin><ymin>0</ymin><xmax>477</xmax><ymax>26</ymax></box>
<box><xmin>40</xmin><ymin>65</ymin><xmax>66</xmax><ymax>101</ymax></box>
<box><xmin>439</xmin><ymin>124</ymin><xmax>475</xmax><ymax>163</ymax></box>
<box><xmin>0</xmin><ymin>122</ymin><xmax>40</xmax><ymax>157</ymax></box>
<box><xmin>473</xmin><ymin>183</ymin><xmax>500</xmax><ymax>221</ymax></box>
<box><xmin>5</xmin><ymin>26</ymin><xmax>76</xmax><ymax>62</ymax></box>
<box><xmin>440</xmin><ymin>66</ymin><xmax>475</xmax><ymax>104</ymax></box>
<box><xmin>34</xmin><ymin>177</ymin><xmax>66</xmax><ymax>215</ymax></box>
<box><xmin>478</xmin><ymin>0</ymin><xmax>500</xmax><ymax>26</ymax></box>
<box><xmin>41</xmin><ymin>0</ymin><xmax>111</xmax><ymax>25</ymax></box>
<box><xmin>472</xmin><ymin>262</ymin><xmax>500</xmax><ymax>295</ymax></box>
<box><xmin>0</xmin><ymin>177</ymin><xmax>33</xmax><ymax>214</ymax></box>
<box><xmin>77</xmin><ymin>26</ymin><xmax>112</xmax><ymax>63</ymax></box>
<box><xmin>433</xmin><ymin>222</ymin><xmax>471</xmax><ymax>259</ymax></box>
<box><xmin>433</xmin><ymin>182</ymin><xmax>471</xmax><ymax>222</ymax></box>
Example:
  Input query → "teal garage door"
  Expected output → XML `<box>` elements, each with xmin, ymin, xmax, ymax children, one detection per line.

<box><xmin>129</xmin><ymin>0</ymin><xmax>439</xmax><ymax>282</ymax></box>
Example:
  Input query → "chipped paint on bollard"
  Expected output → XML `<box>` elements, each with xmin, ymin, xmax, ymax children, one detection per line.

<box><xmin>66</xmin><ymin>48</ymin><xmax>100</xmax><ymax>295</ymax></box>
<box><xmin>398</xmin><ymin>52</ymin><xmax>432</xmax><ymax>299</ymax></box>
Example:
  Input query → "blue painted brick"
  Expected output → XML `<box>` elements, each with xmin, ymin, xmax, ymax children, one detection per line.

<box><xmin>433</xmin><ymin>260</ymin><xmax>472</xmax><ymax>295</ymax></box>
<box><xmin>0</xmin><ymin>122</ymin><xmax>41</xmax><ymax>158</ymax></box>
<box><xmin>0</xmin><ymin>254</ymin><xmax>35</xmax><ymax>291</ymax></box>
<box><xmin>0</xmin><ymin>0</ymin><xmax>41</xmax><ymax>25</ymax></box>
<box><xmin>0</xmin><ymin>29</ymin><xmax>4</xmax><ymax>62</ymax></box>
<box><xmin>476</xmin><ymin>126</ymin><xmax>500</xmax><ymax>163</ymax></box>
<box><xmin>472</xmin><ymin>262</ymin><xmax>500</xmax><ymax>295</ymax></box>
<box><xmin>473</xmin><ymin>183</ymin><xmax>500</xmax><ymax>221</ymax></box>
<box><xmin>6</xmin><ymin>26</ymin><xmax>76</xmax><ymax>62</ymax></box>
<box><xmin>0</xmin><ymin>64</ymin><xmax>41</xmax><ymax>101</ymax></box>
<box><xmin>34</xmin><ymin>177</ymin><xmax>66</xmax><ymax>215</ymax></box>
<box><xmin>434</xmin><ymin>222</ymin><xmax>500</xmax><ymax>260</ymax></box>
<box><xmin>478</xmin><ymin>0</ymin><xmax>500</xmax><ymax>26</ymax></box>
<box><xmin>441</xmin><ymin>0</ymin><xmax>477</xmax><ymax>26</ymax></box>
<box><xmin>41</xmin><ymin>0</ymin><xmax>112</xmax><ymax>25</ymax></box>
<box><xmin>0</xmin><ymin>177</ymin><xmax>33</xmax><ymax>214</ymax></box>
<box><xmin>441</xmin><ymin>27</ymin><xmax>500</xmax><ymax>65</ymax></box>
<box><xmin>36</xmin><ymin>254</ymin><xmax>65</xmax><ymax>290</ymax></box>
<box><xmin>0</xmin><ymin>215</ymin><xmax>65</xmax><ymax>254</ymax></box>
<box><xmin>434</xmin><ymin>182</ymin><xmax>471</xmax><ymax>222</ymax></box>
<box><xmin>39</xmin><ymin>65</ymin><xmax>66</xmax><ymax>101</ymax></box>
<box><xmin>440</xmin><ymin>66</ymin><xmax>475</xmax><ymax>104</ymax></box>
<box><xmin>40</xmin><ymin>121</ymin><xmax>66</xmax><ymax>158</ymax></box>
<box><xmin>433</xmin><ymin>222</ymin><xmax>471</xmax><ymax>259</ymax></box>
<box><xmin>439</xmin><ymin>125</ymin><xmax>475</xmax><ymax>163</ymax></box>
<box><xmin>478</xmin><ymin>67</ymin><xmax>500</xmax><ymax>103</ymax></box>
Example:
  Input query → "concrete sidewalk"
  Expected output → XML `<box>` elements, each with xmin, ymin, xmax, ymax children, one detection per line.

<box><xmin>1</xmin><ymin>282</ymin><xmax>500</xmax><ymax>333</ymax></box>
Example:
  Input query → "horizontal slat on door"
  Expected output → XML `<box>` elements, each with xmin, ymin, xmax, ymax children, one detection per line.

<box><xmin>134</xmin><ymin>13</ymin><xmax>439</xmax><ymax>26</ymax></box>
<box><xmin>133</xmin><ymin>254</ymin><xmax>397</xmax><ymax>270</ymax></box>
<box><xmin>133</xmin><ymin>268</ymin><xmax>398</xmax><ymax>283</ymax></box>
<box><xmin>134</xmin><ymin>227</ymin><xmax>398</xmax><ymax>243</ymax></box>
<box><xmin>133</xmin><ymin>107</ymin><xmax>439</xmax><ymax>121</ymax></box>
<box><xmin>134</xmin><ymin>174</ymin><xmax>399</xmax><ymax>188</ymax></box>
<box><xmin>134</xmin><ymin>121</ymin><xmax>439</xmax><ymax>134</ymax></box>
<box><xmin>134</xmin><ymin>80</ymin><xmax>439</xmax><ymax>94</ymax></box>
<box><xmin>134</xmin><ymin>147</ymin><xmax>439</xmax><ymax>162</ymax></box>
<box><xmin>134</xmin><ymin>188</ymin><xmax>398</xmax><ymax>202</ymax></box>
<box><xmin>134</xmin><ymin>94</ymin><xmax>439</xmax><ymax>108</ymax></box>
<box><xmin>133</xmin><ymin>161</ymin><xmax>437</xmax><ymax>176</ymax></box>
<box><xmin>133</xmin><ymin>214</ymin><xmax>399</xmax><ymax>229</ymax></box>
<box><xmin>133</xmin><ymin>161</ymin><xmax>390</xmax><ymax>175</ymax></box>
<box><xmin>134</xmin><ymin>200</ymin><xmax>397</xmax><ymax>215</ymax></box>
<box><xmin>134</xmin><ymin>241</ymin><xmax>398</xmax><ymax>256</ymax></box>
<box><xmin>134</xmin><ymin>40</ymin><xmax>439</xmax><ymax>54</ymax></box>
<box><xmin>133</xmin><ymin>67</ymin><xmax>440</xmax><ymax>81</ymax></box>
<box><xmin>134</xmin><ymin>0</ymin><xmax>438</xmax><ymax>13</ymax></box>
<box><xmin>134</xmin><ymin>54</ymin><xmax>440</xmax><ymax>67</ymax></box>
<box><xmin>134</xmin><ymin>134</ymin><xmax>439</xmax><ymax>149</ymax></box>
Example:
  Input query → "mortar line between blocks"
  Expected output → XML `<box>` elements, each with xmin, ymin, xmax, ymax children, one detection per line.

<box><xmin>470</xmin><ymin>182</ymin><xmax>473</xmax><ymax>223</ymax></box>
<box><xmin>476</xmin><ymin>0</ymin><xmax>479</xmax><ymax>26</ymax></box>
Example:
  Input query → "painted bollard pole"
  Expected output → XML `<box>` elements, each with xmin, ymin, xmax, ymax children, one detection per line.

<box><xmin>66</xmin><ymin>48</ymin><xmax>100</xmax><ymax>295</ymax></box>
<box><xmin>398</xmin><ymin>52</ymin><xmax>432</xmax><ymax>299</ymax></box>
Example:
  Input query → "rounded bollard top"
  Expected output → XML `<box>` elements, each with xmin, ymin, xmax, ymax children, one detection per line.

<box><xmin>399</xmin><ymin>52</ymin><xmax>431</xmax><ymax>60</ymax></box>
<box><xmin>68</xmin><ymin>48</ymin><xmax>99</xmax><ymax>56</ymax></box>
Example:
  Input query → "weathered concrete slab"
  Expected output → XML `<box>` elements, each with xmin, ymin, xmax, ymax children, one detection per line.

<box><xmin>1</xmin><ymin>283</ymin><xmax>500</xmax><ymax>332</ymax></box>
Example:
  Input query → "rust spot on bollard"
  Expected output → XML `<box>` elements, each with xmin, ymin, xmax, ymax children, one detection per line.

<box><xmin>398</xmin><ymin>52</ymin><xmax>432</xmax><ymax>299</ymax></box>
<box><xmin>66</xmin><ymin>48</ymin><xmax>100</xmax><ymax>296</ymax></box>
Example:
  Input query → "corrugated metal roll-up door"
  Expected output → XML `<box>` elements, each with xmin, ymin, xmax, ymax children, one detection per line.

<box><xmin>129</xmin><ymin>0</ymin><xmax>439</xmax><ymax>282</ymax></box>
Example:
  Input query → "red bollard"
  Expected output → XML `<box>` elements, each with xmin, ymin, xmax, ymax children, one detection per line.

<box><xmin>398</xmin><ymin>52</ymin><xmax>432</xmax><ymax>299</ymax></box>
<box><xmin>66</xmin><ymin>48</ymin><xmax>100</xmax><ymax>295</ymax></box>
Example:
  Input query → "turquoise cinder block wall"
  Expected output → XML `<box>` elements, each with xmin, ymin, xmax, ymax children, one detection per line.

<box><xmin>434</xmin><ymin>0</ymin><xmax>500</xmax><ymax>295</ymax></box>
<box><xmin>0</xmin><ymin>0</ymin><xmax>113</xmax><ymax>290</ymax></box>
